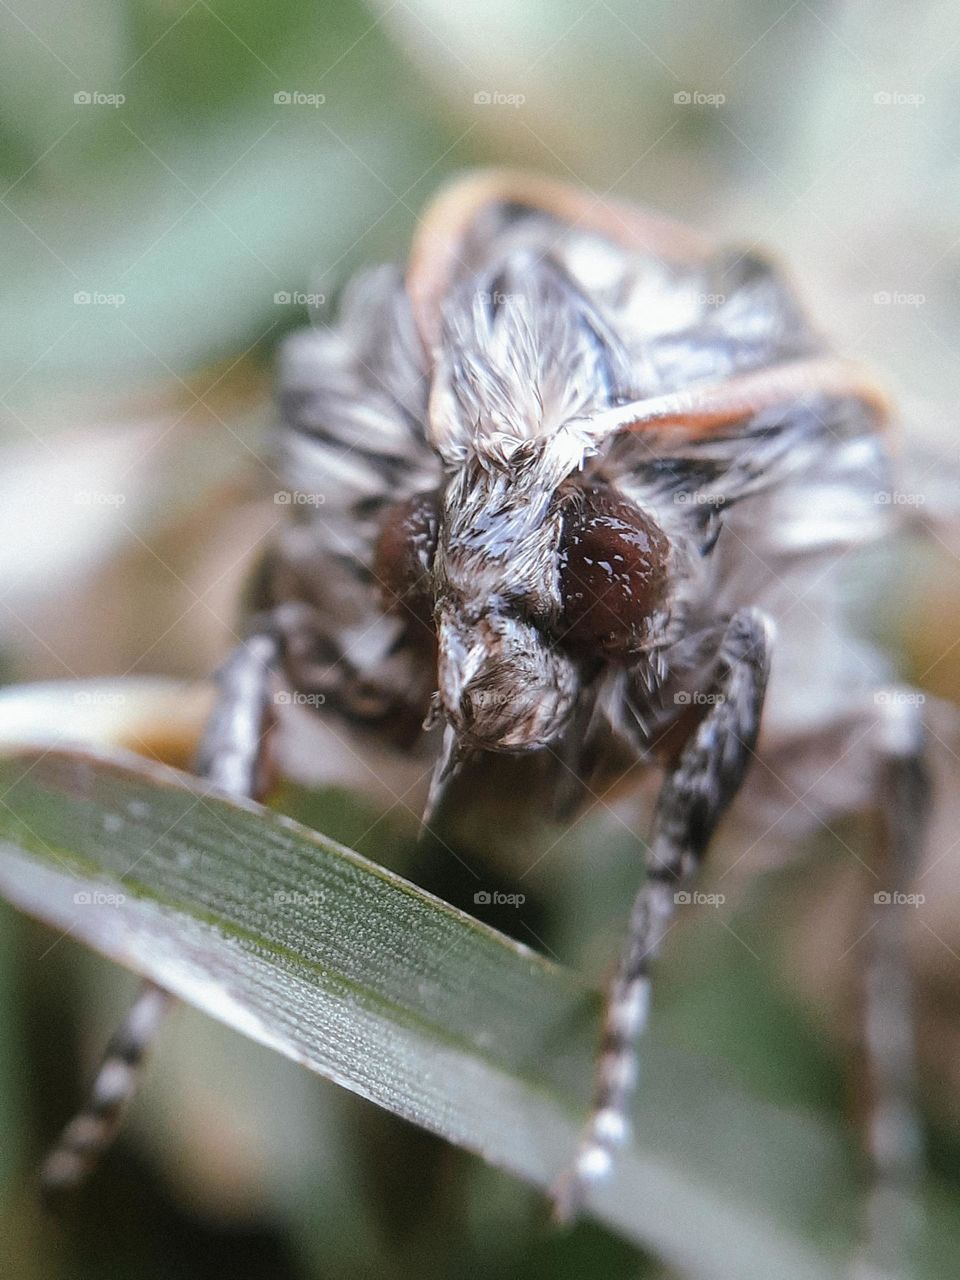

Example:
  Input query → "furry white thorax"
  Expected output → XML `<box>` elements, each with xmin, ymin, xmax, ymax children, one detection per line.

<box><xmin>428</xmin><ymin>250</ymin><xmax>622</xmax><ymax>467</ymax></box>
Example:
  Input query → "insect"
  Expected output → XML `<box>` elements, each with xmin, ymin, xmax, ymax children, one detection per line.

<box><xmin>43</xmin><ymin>170</ymin><xmax>929</xmax><ymax>1273</ymax></box>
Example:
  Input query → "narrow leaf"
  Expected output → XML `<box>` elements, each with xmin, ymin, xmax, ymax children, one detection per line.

<box><xmin>0</xmin><ymin>741</ymin><xmax>839</xmax><ymax>1280</ymax></box>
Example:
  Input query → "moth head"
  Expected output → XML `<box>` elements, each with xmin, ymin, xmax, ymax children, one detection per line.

<box><xmin>374</xmin><ymin>434</ymin><xmax>675</xmax><ymax>755</ymax></box>
<box><xmin>433</xmin><ymin>605</ymin><xmax>581</xmax><ymax>751</ymax></box>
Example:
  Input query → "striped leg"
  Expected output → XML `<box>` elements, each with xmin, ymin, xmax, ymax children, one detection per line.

<box><xmin>853</xmin><ymin>693</ymin><xmax>928</xmax><ymax>1279</ymax></box>
<box><xmin>40</xmin><ymin>983</ymin><xmax>174</xmax><ymax>1199</ymax></box>
<box><xmin>41</xmin><ymin>632</ymin><xmax>279</xmax><ymax>1201</ymax></box>
<box><xmin>552</xmin><ymin>608</ymin><xmax>772</xmax><ymax>1221</ymax></box>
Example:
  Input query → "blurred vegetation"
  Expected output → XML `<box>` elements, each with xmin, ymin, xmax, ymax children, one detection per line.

<box><xmin>2</xmin><ymin>1</ymin><xmax>960</xmax><ymax>1278</ymax></box>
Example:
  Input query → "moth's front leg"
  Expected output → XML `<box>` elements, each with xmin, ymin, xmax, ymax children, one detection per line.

<box><xmin>40</xmin><ymin>631</ymin><xmax>280</xmax><ymax>1200</ymax></box>
<box><xmin>552</xmin><ymin>606</ymin><xmax>772</xmax><ymax>1221</ymax></box>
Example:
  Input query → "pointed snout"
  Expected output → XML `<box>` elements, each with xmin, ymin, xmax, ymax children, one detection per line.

<box><xmin>436</xmin><ymin>608</ymin><xmax>580</xmax><ymax>752</ymax></box>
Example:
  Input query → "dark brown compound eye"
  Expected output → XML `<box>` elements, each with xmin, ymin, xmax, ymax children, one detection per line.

<box><xmin>373</xmin><ymin>489</ymin><xmax>441</xmax><ymax>628</ymax></box>
<box><xmin>558</xmin><ymin>487</ymin><xmax>670</xmax><ymax>657</ymax></box>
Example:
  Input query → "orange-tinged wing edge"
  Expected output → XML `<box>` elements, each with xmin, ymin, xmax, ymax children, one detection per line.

<box><xmin>582</xmin><ymin>357</ymin><xmax>892</xmax><ymax>444</ymax></box>
<box><xmin>406</xmin><ymin>168</ymin><xmax>713</xmax><ymax>358</ymax></box>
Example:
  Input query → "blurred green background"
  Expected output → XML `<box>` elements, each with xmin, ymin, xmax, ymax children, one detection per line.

<box><xmin>2</xmin><ymin>1</ymin><xmax>960</xmax><ymax>1277</ymax></box>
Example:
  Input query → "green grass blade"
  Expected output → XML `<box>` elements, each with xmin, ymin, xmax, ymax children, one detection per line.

<box><xmin>0</xmin><ymin>744</ymin><xmax>839</xmax><ymax>1279</ymax></box>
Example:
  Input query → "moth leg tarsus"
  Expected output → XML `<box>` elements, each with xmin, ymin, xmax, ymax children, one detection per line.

<box><xmin>40</xmin><ymin>629</ymin><xmax>281</xmax><ymax>1202</ymax></box>
<box><xmin>550</xmin><ymin>606</ymin><xmax>772</xmax><ymax>1221</ymax></box>
<box><xmin>40</xmin><ymin>981</ymin><xmax>174</xmax><ymax>1208</ymax></box>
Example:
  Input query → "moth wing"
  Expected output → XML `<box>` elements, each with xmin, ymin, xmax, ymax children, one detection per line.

<box><xmin>405</xmin><ymin>167</ymin><xmax>712</xmax><ymax>358</ymax></box>
<box><xmin>583</xmin><ymin>356</ymin><xmax>891</xmax><ymax>445</ymax></box>
<box><xmin>268</xmin><ymin>267</ymin><xmax>441</xmax><ymax>728</ymax></box>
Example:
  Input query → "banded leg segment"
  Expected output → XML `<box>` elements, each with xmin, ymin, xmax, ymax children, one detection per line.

<box><xmin>855</xmin><ymin>695</ymin><xmax>929</xmax><ymax>1278</ymax></box>
<box><xmin>195</xmin><ymin>632</ymin><xmax>278</xmax><ymax>796</ymax></box>
<box><xmin>40</xmin><ymin>984</ymin><xmax>173</xmax><ymax>1198</ymax></box>
<box><xmin>41</xmin><ymin>632</ymin><xmax>279</xmax><ymax>1200</ymax></box>
<box><xmin>553</xmin><ymin>607</ymin><xmax>772</xmax><ymax>1220</ymax></box>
